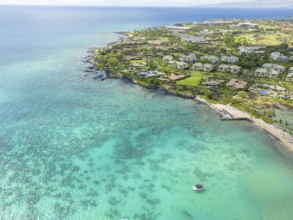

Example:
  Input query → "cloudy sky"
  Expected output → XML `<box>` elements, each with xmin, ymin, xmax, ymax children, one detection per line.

<box><xmin>0</xmin><ymin>0</ymin><xmax>292</xmax><ymax>7</ymax></box>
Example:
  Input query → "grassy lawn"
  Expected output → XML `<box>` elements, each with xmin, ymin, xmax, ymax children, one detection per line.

<box><xmin>189</xmin><ymin>70</ymin><xmax>211</xmax><ymax>76</ymax></box>
<box><xmin>176</xmin><ymin>75</ymin><xmax>208</xmax><ymax>86</ymax></box>
<box><xmin>235</xmin><ymin>33</ymin><xmax>291</xmax><ymax>45</ymax></box>
<box><xmin>258</xmin><ymin>24</ymin><xmax>281</xmax><ymax>30</ymax></box>
<box><xmin>187</xmin><ymin>70</ymin><xmax>234</xmax><ymax>81</ymax></box>
<box><xmin>108</xmin><ymin>57</ymin><xmax>119</xmax><ymax>63</ymax></box>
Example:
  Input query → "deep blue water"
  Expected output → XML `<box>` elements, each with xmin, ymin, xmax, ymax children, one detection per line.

<box><xmin>1</xmin><ymin>6</ymin><xmax>293</xmax><ymax>220</ymax></box>
<box><xmin>1</xmin><ymin>6</ymin><xmax>292</xmax><ymax>63</ymax></box>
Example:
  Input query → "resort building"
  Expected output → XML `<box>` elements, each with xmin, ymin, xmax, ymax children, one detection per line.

<box><xmin>218</xmin><ymin>64</ymin><xmax>230</xmax><ymax>72</ymax></box>
<box><xmin>221</xmin><ymin>56</ymin><xmax>239</xmax><ymax>63</ymax></box>
<box><xmin>166</xmin><ymin>26</ymin><xmax>191</xmax><ymax>32</ymax></box>
<box><xmin>137</xmin><ymin>72</ymin><xmax>149</xmax><ymax>77</ymax></box>
<box><xmin>271</xmin><ymin>52</ymin><xmax>289</xmax><ymax>62</ymax></box>
<box><xmin>261</xmin><ymin>63</ymin><xmax>273</xmax><ymax>71</ymax></box>
<box><xmin>218</xmin><ymin>64</ymin><xmax>241</xmax><ymax>74</ymax></box>
<box><xmin>163</xmin><ymin>55</ymin><xmax>174</xmax><ymax>64</ymax></box>
<box><xmin>193</xmin><ymin>20</ymin><xmax>235</xmax><ymax>26</ymax></box>
<box><xmin>286</xmin><ymin>67</ymin><xmax>293</xmax><ymax>82</ymax></box>
<box><xmin>176</xmin><ymin>61</ymin><xmax>189</xmax><ymax>70</ymax></box>
<box><xmin>192</xmin><ymin>62</ymin><xmax>203</xmax><ymax>71</ymax></box>
<box><xmin>262</xmin><ymin>63</ymin><xmax>285</xmax><ymax>74</ymax></box>
<box><xmin>268</xmin><ymin>69</ymin><xmax>280</xmax><ymax>78</ymax></box>
<box><xmin>203</xmin><ymin>63</ymin><xmax>214</xmax><ymax>72</ymax></box>
<box><xmin>137</xmin><ymin>71</ymin><xmax>165</xmax><ymax>78</ymax></box>
<box><xmin>169</xmin><ymin>60</ymin><xmax>189</xmax><ymax>70</ymax></box>
<box><xmin>238</xmin><ymin>46</ymin><xmax>259</xmax><ymax>55</ymax></box>
<box><xmin>200</xmin><ymin>55</ymin><xmax>219</xmax><ymax>63</ymax></box>
<box><xmin>255</xmin><ymin>68</ymin><xmax>268</xmax><ymax>77</ymax></box>
<box><xmin>181</xmin><ymin>35</ymin><xmax>211</xmax><ymax>43</ymax></box>
<box><xmin>229</xmin><ymin>65</ymin><xmax>242</xmax><ymax>74</ymax></box>
<box><xmin>179</xmin><ymin>53</ymin><xmax>197</xmax><ymax>62</ymax></box>
<box><xmin>130</xmin><ymin>61</ymin><xmax>148</xmax><ymax>72</ymax></box>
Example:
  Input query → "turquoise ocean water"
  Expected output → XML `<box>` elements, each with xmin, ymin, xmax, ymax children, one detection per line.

<box><xmin>1</xmin><ymin>6</ymin><xmax>293</xmax><ymax>219</ymax></box>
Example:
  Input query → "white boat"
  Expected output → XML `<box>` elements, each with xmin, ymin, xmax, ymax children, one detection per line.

<box><xmin>192</xmin><ymin>184</ymin><xmax>204</xmax><ymax>191</ymax></box>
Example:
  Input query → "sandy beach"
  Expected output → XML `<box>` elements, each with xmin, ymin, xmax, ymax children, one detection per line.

<box><xmin>195</xmin><ymin>96</ymin><xmax>293</xmax><ymax>151</ymax></box>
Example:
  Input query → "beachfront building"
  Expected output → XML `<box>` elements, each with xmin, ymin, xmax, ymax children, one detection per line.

<box><xmin>221</xmin><ymin>56</ymin><xmax>239</xmax><ymax>63</ymax></box>
<box><xmin>203</xmin><ymin>64</ymin><xmax>214</xmax><ymax>72</ymax></box>
<box><xmin>179</xmin><ymin>53</ymin><xmax>197</xmax><ymax>62</ymax></box>
<box><xmin>227</xmin><ymin>79</ymin><xmax>248</xmax><ymax>90</ymax></box>
<box><xmin>200</xmin><ymin>55</ymin><xmax>219</xmax><ymax>63</ymax></box>
<box><xmin>192</xmin><ymin>62</ymin><xmax>203</xmax><ymax>71</ymax></box>
<box><xmin>271</xmin><ymin>52</ymin><xmax>289</xmax><ymax>62</ymax></box>
<box><xmin>137</xmin><ymin>70</ymin><xmax>165</xmax><ymax>78</ymax></box>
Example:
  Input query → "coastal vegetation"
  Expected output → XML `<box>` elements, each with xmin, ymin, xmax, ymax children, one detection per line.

<box><xmin>91</xmin><ymin>18</ymin><xmax>293</xmax><ymax>133</ymax></box>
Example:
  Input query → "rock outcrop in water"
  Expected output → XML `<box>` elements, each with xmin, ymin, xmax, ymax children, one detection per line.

<box><xmin>81</xmin><ymin>49</ymin><xmax>108</xmax><ymax>81</ymax></box>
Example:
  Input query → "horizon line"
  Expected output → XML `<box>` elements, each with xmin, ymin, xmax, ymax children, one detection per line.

<box><xmin>0</xmin><ymin>4</ymin><xmax>293</xmax><ymax>9</ymax></box>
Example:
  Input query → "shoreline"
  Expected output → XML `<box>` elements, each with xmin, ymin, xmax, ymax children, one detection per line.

<box><xmin>195</xmin><ymin>96</ymin><xmax>293</xmax><ymax>151</ymax></box>
<box><xmin>85</xmin><ymin>60</ymin><xmax>293</xmax><ymax>151</ymax></box>
<box><xmin>82</xmin><ymin>41</ymin><xmax>293</xmax><ymax>152</ymax></box>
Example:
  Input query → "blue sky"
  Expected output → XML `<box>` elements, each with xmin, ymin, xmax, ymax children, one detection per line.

<box><xmin>0</xmin><ymin>0</ymin><xmax>292</xmax><ymax>7</ymax></box>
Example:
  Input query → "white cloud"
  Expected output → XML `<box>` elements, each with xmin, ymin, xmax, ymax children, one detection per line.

<box><xmin>0</xmin><ymin>0</ymin><xmax>292</xmax><ymax>7</ymax></box>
